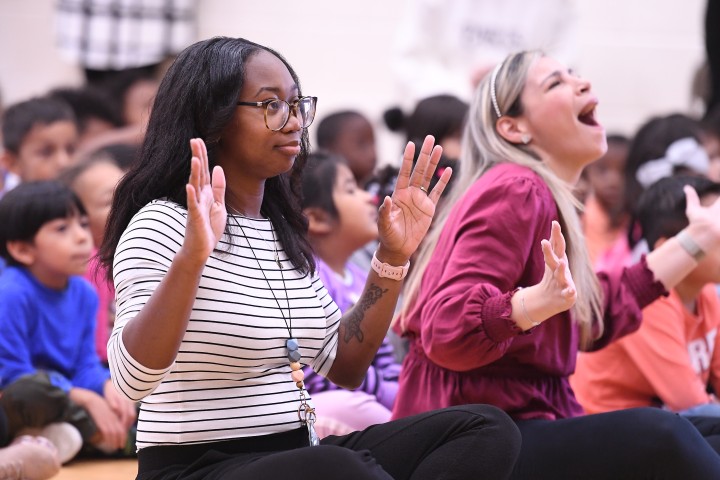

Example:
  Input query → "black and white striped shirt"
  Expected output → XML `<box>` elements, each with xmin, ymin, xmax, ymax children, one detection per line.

<box><xmin>108</xmin><ymin>200</ymin><xmax>341</xmax><ymax>449</ymax></box>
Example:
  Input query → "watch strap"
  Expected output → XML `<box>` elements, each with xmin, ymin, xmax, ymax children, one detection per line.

<box><xmin>676</xmin><ymin>229</ymin><xmax>706</xmax><ymax>261</ymax></box>
<box><xmin>371</xmin><ymin>251</ymin><xmax>410</xmax><ymax>281</ymax></box>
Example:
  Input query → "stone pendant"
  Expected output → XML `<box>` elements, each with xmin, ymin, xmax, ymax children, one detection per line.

<box><xmin>286</xmin><ymin>338</ymin><xmax>301</xmax><ymax>362</ymax></box>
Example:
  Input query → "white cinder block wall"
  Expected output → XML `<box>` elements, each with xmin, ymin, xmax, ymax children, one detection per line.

<box><xmin>0</xmin><ymin>0</ymin><xmax>707</xmax><ymax>166</ymax></box>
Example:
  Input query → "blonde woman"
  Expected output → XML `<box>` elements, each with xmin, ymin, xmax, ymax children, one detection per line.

<box><xmin>393</xmin><ymin>50</ymin><xmax>720</xmax><ymax>479</ymax></box>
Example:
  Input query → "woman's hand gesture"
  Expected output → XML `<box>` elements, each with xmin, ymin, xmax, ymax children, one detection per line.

<box><xmin>183</xmin><ymin>138</ymin><xmax>227</xmax><ymax>263</ymax></box>
<box><xmin>515</xmin><ymin>221</ymin><xmax>578</xmax><ymax>329</ymax></box>
<box><xmin>539</xmin><ymin>221</ymin><xmax>578</xmax><ymax>311</ymax></box>
<box><xmin>684</xmin><ymin>185</ymin><xmax>720</xmax><ymax>253</ymax></box>
<box><xmin>376</xmin><ymin>135</ymin><xmax>452</xmax><ymax>263</ymax></box>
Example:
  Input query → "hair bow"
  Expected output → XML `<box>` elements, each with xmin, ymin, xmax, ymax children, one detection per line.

<box><xmin>635</xmin><ymin>137</ymin><xmax>709</xmax><ymax>189</ymax></box>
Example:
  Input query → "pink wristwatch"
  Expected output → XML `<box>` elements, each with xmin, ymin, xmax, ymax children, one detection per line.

<box><xmin>371</xmin><ymin>251</ymin><xmax>410</xmax><ymax>281</ymax></box>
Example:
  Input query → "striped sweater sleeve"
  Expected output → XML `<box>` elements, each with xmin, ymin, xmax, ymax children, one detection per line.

<box><xmin>107</xmin><ymin>201</ymin><xmax>183</xmax><ymax>400</ymax></box>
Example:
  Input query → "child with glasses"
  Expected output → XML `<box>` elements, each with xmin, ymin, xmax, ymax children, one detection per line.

<box><xmin>99</xmin><ymin>36</ymin><xmax>522</xmax><ymax>480</ymax></box>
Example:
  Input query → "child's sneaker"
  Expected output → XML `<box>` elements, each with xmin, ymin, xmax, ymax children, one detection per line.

<box><xmin>37</xmin><ymin>422</ymin><xmax>82</xmax><ymax>464</ymax></box>
<box><xmin>0</xmin><ymin>435</ymin><xmax>60</xmax><ymax>480</ymax></box>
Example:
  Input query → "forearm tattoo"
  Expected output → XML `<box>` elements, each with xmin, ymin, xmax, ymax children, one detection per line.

<box><xmin>342</xmin><ymin>283</ymin><xmax>389</xmax><ymax>343</ymax></box>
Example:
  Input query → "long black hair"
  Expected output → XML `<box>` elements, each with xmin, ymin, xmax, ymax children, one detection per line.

<box><xmin>99</xmin><ymin>37</ymin><xmax>314</xmax><ymax>277</ymax></box>
<box><xmin>301</xmin><ymin>152</ymin><xmax>344</xmax><ymax>219</ymax></box>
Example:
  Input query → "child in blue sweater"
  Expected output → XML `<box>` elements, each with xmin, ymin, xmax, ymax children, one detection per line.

<box><xmin>0</xmin><ymin>181</ymin><xmax>136</xmax><ymax>462</ymax></box>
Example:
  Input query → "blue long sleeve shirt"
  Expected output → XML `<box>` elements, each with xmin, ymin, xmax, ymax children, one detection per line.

<box><xmin>0</xmin><ymin>266</ymin><xmax>108</xmax><ymax>395</ymax></box>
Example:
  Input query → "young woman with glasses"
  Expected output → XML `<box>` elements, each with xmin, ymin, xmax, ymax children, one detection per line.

<box><xmin>392</xmin><ymin>50</ymin><xmax>720</xmax><ymax>479</ymax></box>
<box><xmin>99</xmin><ymin>36</ymin><xmax>522</xmax><ymax>480</ymax></box>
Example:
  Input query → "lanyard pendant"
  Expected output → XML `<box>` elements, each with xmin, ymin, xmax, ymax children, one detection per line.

<box><xmin>306</xmin><ymin>412</ymin><xmax>320</xmax><ymax>447</ymax></box>
<box><xmin>298</xmin><ymin>391</ymin><xmax>320</xmax><ymax>447</ymax></box>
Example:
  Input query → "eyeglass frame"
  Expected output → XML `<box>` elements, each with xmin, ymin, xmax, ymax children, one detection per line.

<box><xmin>236</xmin><ymin>96</ymin><xmax>318</xmax><ymax>131</ymax></box>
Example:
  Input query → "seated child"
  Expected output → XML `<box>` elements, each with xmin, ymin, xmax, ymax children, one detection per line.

<box><xmin>383</xmin><ymin>94</ymin><xmax>468</xmax><ymax>199</ymax></box>
<box><xmin>300</xmin><ymin>152</ymin><xmax>400</xmax><ymax>436</ymax></box>
<box><xmin>701</xmin><ymin>104</ymin><xmax>720</xmax><ymax>182</ymax></box>
<box><xmin>61</xmin><ymin>151</ymin><xmax>127</xmax><ymax>363</ymax></box>
<box><xmin>572</xmin><ymin>175</ymin><xmax>720</xmax><ymax>417</ymax></box>
<box><xmin>581</xmin><ymin>134</ymin><xmax>631</xmax><ymax>273</ymax></box>
<box><xmin>48</xmin><ymin>87</ymin><xmax>123</xmax><ymax>149</ymax></box>
<box><xmin>316</xmin><ymin>110</ymin><xmax>378</xmax><ymax>187</ymax></box>
<box><xmin>0</xmin><ymin>181</ymin><xmax>136</xmax><ymax>462</ymax></box>
<box><xmin>0</xmin><ymin>97</ymin><xmax>78</xmax><ymax>186</ymax></box>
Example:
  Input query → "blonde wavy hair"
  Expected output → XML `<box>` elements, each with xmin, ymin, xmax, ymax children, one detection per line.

<box><xmin>399</xmin><ymin>50</ymin><xmax>604</xmax><ymax>347</ymax></box>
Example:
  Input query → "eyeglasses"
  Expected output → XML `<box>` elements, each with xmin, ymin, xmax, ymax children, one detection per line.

<box><xmin>236</xmin><ymin>96</ymin><xmax>317</xmax><ymax>131</ymax></box>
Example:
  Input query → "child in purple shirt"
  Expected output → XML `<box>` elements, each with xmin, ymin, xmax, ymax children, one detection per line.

<box><xmin>301</xmin><ymin>152</ymin><xmax>400</xmax><ymax>436</ymax></box>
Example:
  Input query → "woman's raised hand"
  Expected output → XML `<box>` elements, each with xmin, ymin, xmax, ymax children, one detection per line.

<box><xmin>539</xmin><ymin>221</ymin><xmax>577</xmax><ymax>313</ymax></box>
<box><xmin>511</xmin><ymin>221</ymin><xmax>576</xmax><ymax>330</ymax></box>
<box><xmin>184</xmin><ymin>138</ymin><xmax>227</xmax><ymax>262</ymax></box>
<box><xmin>376</xmin><ymin>135</ymin><xmax>452</xmax><ymax>263</ymax></box>
<box><xmin>684</xmin><ymin>185</ymin><xmax>720</xmax><ymax>254</ymax></box>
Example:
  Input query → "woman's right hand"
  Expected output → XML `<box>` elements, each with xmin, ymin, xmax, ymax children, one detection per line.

<box><xmin>512</xmin><ymin>221</ymin><xmax>577</xmax><ymax>329</ymax></box>
<box><xmin>182</xmin><ymin>138</ymin><xmax>227</xmax><ymax>264</ymax></box>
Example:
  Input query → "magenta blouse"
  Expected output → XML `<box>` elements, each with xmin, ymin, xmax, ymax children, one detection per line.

<box><xmin>392</xmin><ymin>162</ymin><xmax>666</xmax><ymax>421</ymax></box>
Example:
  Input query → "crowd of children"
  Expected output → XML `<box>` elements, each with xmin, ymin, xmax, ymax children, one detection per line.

<box><xmin>2</xmin><ymin>34</ymin><xmax>720</xmax><ymax>480</ymax></box>
<box><xmin>0</xmin><ymin>72</ymin><xmax>144</xmax><ymax>479</ymax></box>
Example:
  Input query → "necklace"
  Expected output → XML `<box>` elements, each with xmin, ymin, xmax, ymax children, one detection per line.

<box><xmin>229</xmin><ymin>213</ymin><xmax>320</xmax><ymax>447</ymax></box>
<box><xmin>228</xmin><ymin>207</ymin><xmax>282</xmax><ymax>269</ymax></box>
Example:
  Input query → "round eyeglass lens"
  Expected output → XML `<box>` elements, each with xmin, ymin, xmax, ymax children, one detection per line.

<box><xmin>298</xmin><ymin>97</ymin><xmax>316</xmax><ymax>128</ymax></box>
<box><xmin>266</xmin><ymin>100</ymin><xmax>289</xmax><ymax>131</ymax></box>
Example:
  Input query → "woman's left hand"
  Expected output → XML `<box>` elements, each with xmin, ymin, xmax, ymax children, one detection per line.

<box><xmin>376</xmin><ymin>135</ymin><xmax>452</xmax><ymax>263</ymax></box>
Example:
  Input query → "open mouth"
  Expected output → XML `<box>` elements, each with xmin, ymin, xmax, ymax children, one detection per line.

<box><xmin>578</xmin><ymin>104</ymin><xmax>599</xmax><ymax>126</ymax></box>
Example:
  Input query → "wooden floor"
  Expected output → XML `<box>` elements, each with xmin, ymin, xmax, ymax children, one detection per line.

<box><xmin>52</xmin><ymin>458</ymin><xmax>137</xmax><ymax>480</ymax></box>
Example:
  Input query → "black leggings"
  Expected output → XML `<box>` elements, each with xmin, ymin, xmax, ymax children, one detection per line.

<box><xmin>685</xmin><ymin>415</ymin><xmax>720</xmax><ymax>454</ymax></box>
<box><xmin>137</xmin><ymin>404</ymin><xmax>521</xmax><ymax>480</ymax></box>
<box><xmin>513</xmin><ymin>408</ymin><xmax>720</xmax><ymax>480</ymax></box>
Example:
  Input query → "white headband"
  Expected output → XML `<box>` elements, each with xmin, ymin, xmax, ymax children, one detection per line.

<box><xmin>635</xmin><ymin>137</ymin><xmax>710</xmax><ymax>189</ymax></box>
<box><xmin>490</xmin><ymin>61</ymin><xmax>504</xmax><ymax>118</ymax></box>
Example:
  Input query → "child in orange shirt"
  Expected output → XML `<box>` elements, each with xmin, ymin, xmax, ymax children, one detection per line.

<box><xmin>573</xmin><ymin>175</ymin><xmax>720</xmax><ymax>417</ymax></box>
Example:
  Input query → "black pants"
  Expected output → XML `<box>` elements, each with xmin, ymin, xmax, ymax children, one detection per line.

<box><xmin>512</xmin><ymin>408</ymin><xmax>720</xmax><ymax>480</ymax></box>
<box><xmin>686</xmin><ymin>415</ymin><xmax>720</xmax><ymax>454</ymax></box>
<box><xmin>137</xmin><ymin>404</ymin><xmax>521</xmax><ymax>480</ymax></box>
